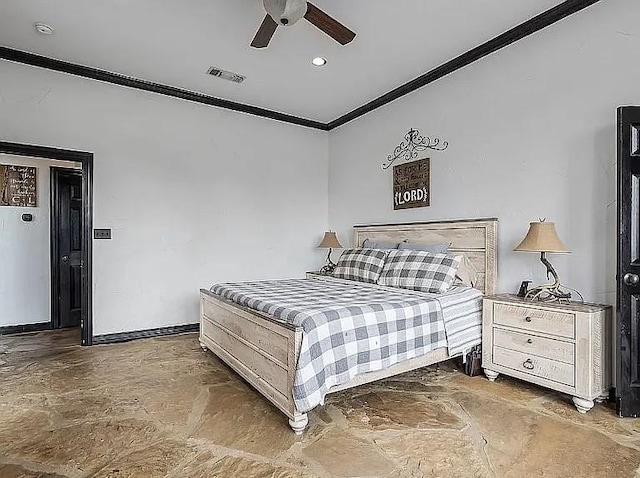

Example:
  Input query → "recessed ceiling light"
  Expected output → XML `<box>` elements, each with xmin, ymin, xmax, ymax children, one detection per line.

<box><xmin>311</xmin><ymin>57</ymin><xmax>327</xmax><ymax>67</ymax></box>
<box><xmin>34</xmin><ymin>23</ymin><xmax>54</xmax><ymax>35</ymax></box>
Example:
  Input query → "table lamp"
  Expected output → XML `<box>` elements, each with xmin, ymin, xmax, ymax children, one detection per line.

<box><xmin>317</xmin><ymin>231</ymin><xmax>343</xmax><ymax>274</ymax></box>
<box><xmin>514</xmin><ymin>220</ymin><xmax>571</xmax><ymax>302</ymax></box>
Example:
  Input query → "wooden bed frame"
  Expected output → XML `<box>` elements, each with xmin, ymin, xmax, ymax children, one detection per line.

<box><xmin>199</xmin><ymin>218</ymin><xmax>498</xmax><ymax>433</ymax></box>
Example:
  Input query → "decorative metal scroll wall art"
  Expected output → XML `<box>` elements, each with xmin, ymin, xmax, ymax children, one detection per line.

<box><xmin>394</xmin><ymin>158</ymin><xmax>430</xmax><ymax>210</ymax></box>
<box><xmin>382</xmin><ymin>128</ymin><xmax>448</xmax><ymax>170</ymax></box>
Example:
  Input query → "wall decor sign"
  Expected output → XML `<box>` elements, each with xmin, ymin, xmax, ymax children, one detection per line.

<box><xmin>393</xmin><ymin>158</ymin><xmax>430</xmax><ymax>210</ymax></box>
<box><xmin>382</xmin><ymin>128</ymin><xmax>448</xmax><ymax>170</ymax></box>
<box><xmin>0</xmin><ymin>165</ymin><xmax>37</xmax><ymax>207</ymax></box>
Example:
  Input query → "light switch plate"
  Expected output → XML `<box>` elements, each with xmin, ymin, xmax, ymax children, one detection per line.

<box><xmin>94</xmin><ymin>229</ymin><xmax>112</xmax><ymax>239</ymax></box>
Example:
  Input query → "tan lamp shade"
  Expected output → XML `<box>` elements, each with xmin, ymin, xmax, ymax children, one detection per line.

<box><xmin>514</xmin><ymin>221</ymin><xmax>570</xmax><ymax>253</ymax></box>
<box><xmin>318</xmin><ymin>231</ymin><xmax>343</xmax><ymax>249</ymax></box>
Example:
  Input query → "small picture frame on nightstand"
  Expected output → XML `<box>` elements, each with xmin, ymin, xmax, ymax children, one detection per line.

<box><xmin>517</xmin><ymin>280</ymin><xmax>532</xmax><ymax>297</ymax></box>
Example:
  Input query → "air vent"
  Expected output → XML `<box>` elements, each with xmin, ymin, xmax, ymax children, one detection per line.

<box><xmin>207</xmin><ymin>66</ymin><xmax>245</xmax><ymax>84</ymax></box>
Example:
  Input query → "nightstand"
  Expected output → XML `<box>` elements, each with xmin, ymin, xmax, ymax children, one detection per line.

<box><xmin>306</xmin><ymin>271</ymin><xmax>332</xmax><ymax>279</ymax></box>
<box><xmin>482</xmin><ymin>294</ymin><xmax>612</xmax><ymax>413</ymax></box>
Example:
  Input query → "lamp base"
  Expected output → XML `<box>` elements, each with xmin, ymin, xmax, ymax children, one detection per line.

<box><xmin>319</xmin><ymin>248</ymin><xmax>336</xmax><ymax>275</ymax></box>
<box><xmin>319</xmin><ymin>263</ymin><xmax>335</xmax><ymax>275</ymax></box>
<box><xmin>524</xmin><ymin>251</ymin><xmax>572</xmax><ymax>303</ymax></box>
<box><xmin>525</xmin><ymin>283</ymin><xmax>572</xmax><ymax>303</ymax></box>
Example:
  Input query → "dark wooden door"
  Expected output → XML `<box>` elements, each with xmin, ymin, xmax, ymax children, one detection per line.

<box><xmin>52</xmin><ymin>169</ymin><xmax>83</xmax><ymax>329</ymax></box>
<box><xmin>617</xmin><ymin>106</ymin><xmax>640</xmax><ymax>416</ymax></box>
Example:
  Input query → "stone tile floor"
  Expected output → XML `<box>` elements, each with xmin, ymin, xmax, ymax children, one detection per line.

<box><xmin>1</xmin><ymin>329</ymin><xmax>640</xmax><ymax>477</ymax></box>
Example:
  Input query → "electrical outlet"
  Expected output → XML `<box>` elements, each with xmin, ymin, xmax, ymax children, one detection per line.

<box><xmin>94</xmin><ymin>229</ymin><xmax>112</xmax><ymax>239</ymax></box>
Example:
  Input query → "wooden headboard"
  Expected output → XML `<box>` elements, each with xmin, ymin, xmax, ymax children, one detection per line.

<box><xmin>353</xmin><ymin>218</ymin><xmax>498</xmax><ymax>294</ymax></box>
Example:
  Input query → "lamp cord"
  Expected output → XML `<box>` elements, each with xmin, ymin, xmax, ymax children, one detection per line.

<box><xmin>561</xmin><ymin>284</ymin><xmax>585</xmax><ymax>303</ymax></box>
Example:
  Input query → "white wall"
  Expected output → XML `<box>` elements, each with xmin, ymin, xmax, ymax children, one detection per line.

<box><xmin>1</xmin><ymin>0</ymin><xmax>636</xmax><ymax>336</ymax></box>
<box><xmin>328</xmin><ymin>0</ymin><xmax>640</xmax><ymax>304</ymax></box>
<box><xmin>0</xmin><ymin>62</ymin><xmax>329</xmax><ymax>336</ymax></box>
<box><xmin>0</xmin><ymin>155</ymin><xmax>80</xmax><ymax>327</ymax></box>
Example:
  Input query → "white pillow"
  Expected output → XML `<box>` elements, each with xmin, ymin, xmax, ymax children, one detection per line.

<box><xmin>454</xmin><ymin>254</ymin><xmax>479</xmax><ymax>287</ymax></box>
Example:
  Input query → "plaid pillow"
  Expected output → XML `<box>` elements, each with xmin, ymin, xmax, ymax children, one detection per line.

<box><xmin>378</xmin><ymin>250</ymin><xmax>461</xmax><ymax>293</ymax></box>
<box><xmin>333</xmin><ymin>248</ymin><xmax>388</xmax><ymax>283</ymax></box>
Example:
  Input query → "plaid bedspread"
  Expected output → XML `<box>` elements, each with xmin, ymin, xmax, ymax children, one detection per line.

<box><xmin>211</xmin><ymin>278</ymin><xmax>481</xmax><ymax>413</ymax></box>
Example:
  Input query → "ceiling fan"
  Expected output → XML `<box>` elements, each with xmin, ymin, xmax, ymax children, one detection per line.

<box><xmin>251</xmin><ymin>0</ymin><xmax>356</xmax><ymax>49</ymax></box>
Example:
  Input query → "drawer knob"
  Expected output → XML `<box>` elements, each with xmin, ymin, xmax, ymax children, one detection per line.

<box><xmin>525</xmin><ymin>316</ymin><xmax>532</xmax><ymax>322</ymax></box>
<box><xmin>523</xmin><ymin>359</ymin><xmax>535</xmax><ymax>370</ymax></box>
<box><xmin>527</xmin><ymin>338</ymin><xmax>533</xmax><ymax>344</ymax></box>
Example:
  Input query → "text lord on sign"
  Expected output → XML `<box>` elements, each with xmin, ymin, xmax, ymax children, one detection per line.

<box><xmin>393</xmin><ymin>158</ymin><xmax>430</xmax><ymax>210</ymax></box>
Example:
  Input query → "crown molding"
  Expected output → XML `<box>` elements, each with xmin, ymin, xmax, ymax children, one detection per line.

<box><xmin>0</xmin><ymin>0</ymin><xmax>600</xmax><ymax>131</ymax></box>
<box><xmin>328</xmin><ymin>0</ymin><xmax>600</xmax><ymax>129</ymax></box>
<box><xmin>0</xmin><ymin>46</ymin><xmax>328</xmax><ymax>131</ymax></box>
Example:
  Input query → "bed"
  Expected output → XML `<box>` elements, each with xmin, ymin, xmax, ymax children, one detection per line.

<box><xmin>199</xmin><ymin>218</ymin><xmax>497</xmax><ymax>433</ymax></box>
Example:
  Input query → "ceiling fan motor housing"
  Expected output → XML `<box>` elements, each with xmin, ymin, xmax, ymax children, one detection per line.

<box><xmin>263</xmin><ymin>0</ymin><xmax>307</xmax><ymax>26</ymax></box>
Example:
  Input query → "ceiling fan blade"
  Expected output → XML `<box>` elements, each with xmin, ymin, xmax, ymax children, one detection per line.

<box><xmin>251</xmin><ymin>14</ymin><xmax>278</xmax><ymax>48</ymax></box>
<box><xmin>304</xmin><ymin>2</ymin><xmax>356</xmax><ymax>45</ymax></box>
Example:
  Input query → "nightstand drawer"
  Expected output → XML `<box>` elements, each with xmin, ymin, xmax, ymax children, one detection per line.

<box><xmin>494</xmin><ymin>346</ymin><xmax>575</xmax><ymax>387</ymax></box>
<box><xmin>493</xmin><ymin>303</ymin><xmax>574</xmax><ymax>338</ymax></box>
<box><xmin>493</xmin><ymin>328</ymin><xmax>574</xmax><ymax>364</ymax></box>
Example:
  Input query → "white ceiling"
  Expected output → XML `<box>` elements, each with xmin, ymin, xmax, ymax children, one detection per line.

<box><xmin>0</xmin><ymin>0</ymin><xmax>565</xmax><ymax>123</ymax></box>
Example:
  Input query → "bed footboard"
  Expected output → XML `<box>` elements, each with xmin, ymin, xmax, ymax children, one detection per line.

<box><xmin>199</xmin><ymin>289</ymin><xmax>307</xmax><ymax>433</ymax></box>
<box><xmin>200</xmin><ymin>288</ymin><xmax>461</xmax><ymax>435</ymax></box>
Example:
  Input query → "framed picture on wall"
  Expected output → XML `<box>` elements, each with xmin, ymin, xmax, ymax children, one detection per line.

<box><xmin>0</xmin><ymin>164</ymin><xmax>37</xmax><ymax>207</ymax></box>
<box><xmin>393</xmin><ymin>158</ymin><xmax>429</xmax><ymax>210</ymax></box>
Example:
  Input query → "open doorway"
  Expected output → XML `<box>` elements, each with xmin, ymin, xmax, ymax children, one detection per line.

<box><xmin>0</xmin><ymin>142</ymin><xmax>93</xmax><ymax>346</ymax></box>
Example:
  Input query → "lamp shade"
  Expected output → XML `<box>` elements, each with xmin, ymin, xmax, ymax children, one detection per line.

<box><xmin>318</xmin><ymin>231</ymin><xmax>343</xmax><ymax>249</ymax></box>
<box><xmin>514</xmin><ymin>221</ymin><xmax>570</xmax><ymax>253</ymax></box>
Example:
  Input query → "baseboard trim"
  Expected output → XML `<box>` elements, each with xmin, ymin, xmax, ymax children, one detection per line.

<box><xmin>0</xmin><ymin>322</ymin><xmax>52</xmax><ymax>335</ymax></box>
<box><xmin>92</xmin><ymin>323</ymin><xmax>199</xmax><ymax>345</ymax></box>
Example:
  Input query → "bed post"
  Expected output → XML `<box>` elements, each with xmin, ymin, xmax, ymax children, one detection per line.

<box><xmin>288</xmin><ymin>412</ymin><xmax>308</xmax><ymax>435</ymax></box>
